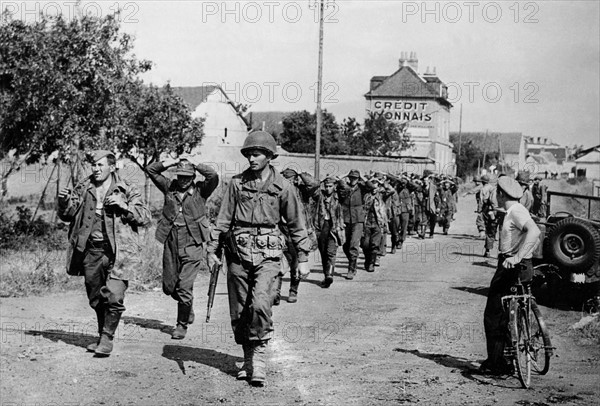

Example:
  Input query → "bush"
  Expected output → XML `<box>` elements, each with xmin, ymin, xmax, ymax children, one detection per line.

<box><xmin>0</xmin><ymin>206</ymin><xmax>67</xmax><ymax>251</ymax></box>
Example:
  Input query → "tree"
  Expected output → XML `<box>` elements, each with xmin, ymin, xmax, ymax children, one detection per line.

<box><xmin>115</xmin><ymin>83</ymin><xmax>205</xmax><ymax>201</ymax></box>
<box><xmin>0</xmin><ymin>11</ymin><xmax>151</xmax><ymax>197</ymax></box>
<box><xmin>349</xmin><ymin>112</ymin><xmax>413</xmax><ymax>156</ymax></box>
<box><xmin>279</xmin><ymin>110</ymin><xmax>346</xmax><ymax>155</ymax></box>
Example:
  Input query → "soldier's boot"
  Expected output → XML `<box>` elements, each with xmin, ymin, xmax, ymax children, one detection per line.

<box><xmin>95</xmin><ymin>310</ymin><xmax>121</xmax><ymax>357</ymax></box>
<box><xmin>250</xmin><ymin>340</ymin><xmax>268</xmax><ymax>386</ymax></box>
<box><xmin>366</xmin><ymin>254</ymin><xmax>376</xmax><ymax>273</ymax></box>
<box><xmin>346</xmin><ymin>259</ymin><xmax>357</xmax><ymax>280</ymax></box>
<box><xmin>237</xmin><ymin>343</ymin><xmax>253</xmax><ymax>380</ymax></box>
<box><xmin>374</xmin><ymin>255</ymin><xmax>381</xmax><ymax>267</ymax></box>
<box><xmin>87</xmin><ymin>304</ymin><xmax>105</xmax><ymax>352</ymax></box>
<box><xmin>188</xmin><ymin>301</ymin><xmax>195</xmax><ymax>325</ymax></box>
<box><xmin>288</xmin><ymin>277</ymin><xmax>300</xmax><ymax>303</ymax></box>
<box><xmin>321</xmin><ymin>265</ymin><xmax>334</xmax><ymax>288</ymax></box>
<box><xmin>171</xmin><ymin>303</ymin><xmax>192</xmax><ymax>340</ymax></box>
<box><xmin>273</xmin><ymin>276</ymin><xmax>283</xmax><ymax>306</ymax></box>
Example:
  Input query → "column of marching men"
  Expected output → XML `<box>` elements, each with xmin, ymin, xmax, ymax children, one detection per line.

<box><xmin>56</xmin><ymin>131</ymin><xmax>465</xmax><ymax>387</ymax></box>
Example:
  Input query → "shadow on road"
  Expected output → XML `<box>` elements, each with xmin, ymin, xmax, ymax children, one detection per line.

<box><xmin>162</xmin><ymin>344</ymin><xmax>242</xmax><ymax>377</ymax></box>
<box><xmin>123</xmin><ymin>316</ymin><xmax>174</xmax><ymax>336</ymax></box>
<box><xmin>24</xmin><ymin>329</ymin><xmax>96</xmax><ymax>349</ymax></box>
<box><xmin>451</xmin><ymin>286</ymin><xmax>489</xmax><ymax>297</ymax></box>
<box><xmin>393</xmin><ymin>348</ymin><xmax>517</xmax><ymax>388</ymax></box>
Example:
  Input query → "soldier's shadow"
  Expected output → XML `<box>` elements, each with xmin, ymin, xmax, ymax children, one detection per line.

<box><xmin>24</xmin><ymin>329</ymin><xmax>96</xmax><ymax>349</ymax></box>
<box><xmin>162</xmin><ymin>344</ymin><xmax>242</xmax><ymax>377</ymax></box>
<box><xmin>451</xmin><ymin>286</ymin><xmax>489</xmax><ymax>297</ymax></box>
<box><xmin>122</xmin><ymin>316</ymin><xmax>173</xmax><ymax>336</ymax></box>
<box><xmin>393</xmin><ymin>348</ymin><xmax>516</xmax><ymax>388</ymax></box>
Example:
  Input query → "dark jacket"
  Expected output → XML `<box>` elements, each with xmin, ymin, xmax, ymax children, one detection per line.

<box><xmin>147</xmin><ymin>161</ymin><xmax>219</xmax><ymax>245</ymax></box>
<box><xmin>338</xmin><ymin>180</ymin><xmax>368</xmax><ymax>224</ymax></box>
<box><xmin>58</xmin><ymin>173</ymin><xmax>151</xmax><ymax>278</ymax></box>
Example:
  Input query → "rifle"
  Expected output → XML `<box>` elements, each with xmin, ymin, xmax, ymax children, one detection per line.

<box><xmin>206</xmin><ymin>253</ymin><xmax>223</xmax><ymax>323</ymax></box>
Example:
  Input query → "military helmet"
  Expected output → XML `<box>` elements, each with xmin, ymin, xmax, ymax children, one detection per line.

<box><xmin>241</xmin><ymin>131</ymin><xmax>278</xmax><ymax>158</ymax></box>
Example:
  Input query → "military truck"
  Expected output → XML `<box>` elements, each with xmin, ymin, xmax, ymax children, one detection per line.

<box><xmin>531</xmin><ymin>191</ymin><xmax>600</xmax><ymax>310</ymax></box>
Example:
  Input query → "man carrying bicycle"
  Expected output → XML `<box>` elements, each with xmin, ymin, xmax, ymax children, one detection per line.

<box><xmin>481</xmin><ymin>175</ymin><xmax>541</xmax><ymax>375</ymax></box>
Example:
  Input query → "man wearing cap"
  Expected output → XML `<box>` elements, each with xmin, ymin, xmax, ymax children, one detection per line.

<box><xmin>438</xmin><ymin>180</ymin><xmax>456</xmax><ymax>235</ymax></box>
<box><xmin>146</xmin><ymin>155</ymin><xmax>219</xmax><ymax>339</ymax></box>
<box><xmin>275</xmin><ymin>168</ymin><xmax>319</xmax><ymax>304</ymax></box>
<box><xmin>423</xmin><ymin>175</ymin><xmax>440</xmax><ymax>238</ymax></box>
<box><xmin>396</xmin><ymin>177</ymin><xmax>414</xmax><ymax>247</ymax></box>
<box><xmin>206</xmin><ymin>131</ymin><xmax>311</xmax><ymax>386</ymax></box>
<box><xmin>516</xmin><ymin>171</ymin><xmax>533</xmax><ymax>211</ymax></box>
<box><xmin>360</xmin><ymin>179</ymin><xmax>387</xmax><ymax>272</ymax></box>
<box><xmin>313</xmin><ymin>176</ymin><xmax>345</xmax><ymax>287</ymax></box>
<box><xmin>480</xmin><ymin>175</ymin><xmax>498</xmax><ymax>257</ymax></box>
<box><xmin>411</xmin><ymin>178</ymin><xmax>427</xmax><ymax>239</ymax></box>
<box><xmin>531</xmin><ymin>175</ymin><xmax>548</xmax><ymax>218</ymax></box>
<box><xmin>338</xmin><ymin>170</ymin><xmax>369</xmax><ymax>279</ymax></box>
<box><xmin>481</xmin><ymin>176</ymin><xmax>541</xmax><ymax>375</ymax></box>
<box><xmin>382</xmin><ymin>174</ymin><xmax>401</xmax><ymax>254</ymax></box>
<box><xmin>463</xmin><ymin>176</ymin><xmax>486</xmax><ymax>238</ymax></box>
<box><xmin>58</xmin><ymin>150</ymin><xmax>151</xmax><ymax>356</ymax></box>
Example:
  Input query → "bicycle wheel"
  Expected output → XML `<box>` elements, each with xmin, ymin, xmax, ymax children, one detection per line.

<box><xmin>529</xmin><ymin>301</ymin><xmax>552</xmax><ymax>375</ymax></box>
<box><xmin>514</xmin><ymin>304</ymin><xmax>532</xmax><ymax>388</ymax></box>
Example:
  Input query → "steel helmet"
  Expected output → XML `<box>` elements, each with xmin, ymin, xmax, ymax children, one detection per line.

<box><xmin>241</xmin><ymin>131</ymin><xmax>278</xmax><ymax>158</ymax></box>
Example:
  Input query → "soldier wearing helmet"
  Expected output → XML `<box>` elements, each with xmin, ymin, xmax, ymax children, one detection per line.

<box><xmin>463</xmin><ymin>175</ymin><xmax>485</xmax><ymax>238</ymax></box>
<box><xmin>480</xmin><ymin>174</ymin><xmax>499</xmax><ymax>257</ymax></box>
<box><xmin>206</xmin><ymin>131</ymin><xmax>312</xmax><ymax>387</ymax></box>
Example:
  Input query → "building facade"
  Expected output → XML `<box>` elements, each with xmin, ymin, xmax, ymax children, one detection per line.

<box><xmin>364</xmin><ymin>52</ymin><xmax>454</xmax><ymax>173</ymax></box>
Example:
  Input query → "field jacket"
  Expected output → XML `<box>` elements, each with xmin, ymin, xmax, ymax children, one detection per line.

<box><xmin>209</xmin><ymin>166</ymin><xmax>312</xmax><ymax>265</ymax></box>
<box><xmin>57</xmin><ymin>173</ymin><xmax>151</xmax><ymax>279</ymax></box>
<box><xmin>146</xmin><ymin>161</ymin><xmax>219</xmax><ymax>245</ymax></box>
<box><xmin>338</xmin><ymin>180</ymin><xmax>368</xmax><ymax>224</ymax></box>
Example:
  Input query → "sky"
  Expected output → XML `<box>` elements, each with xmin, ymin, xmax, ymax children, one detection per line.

<box><xmin>6</xmin><ymin>0</ymin><xmax>600</xmax><ymax>148</ymax></box>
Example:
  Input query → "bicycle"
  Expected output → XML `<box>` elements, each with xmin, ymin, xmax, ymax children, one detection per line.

<box><xmin>501</xmin><ymin>270</ymin><xmax>554</xmax><ymax>388</ymax></box>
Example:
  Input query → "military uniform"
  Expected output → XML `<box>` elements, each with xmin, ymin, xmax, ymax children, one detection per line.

<box><xmin>58</xmin><ymin>150</ymin><xmax>150</xmax><ymax>356</ymax></box>
<box><xmin>147</xmin><ymin>159</ymin><xmax>219</xmax><ymax>338</ymax></box>
<box><xmin>424</xmin><ymin>177</ymin><xmax>440</xmax><ymax>238</ymax></box>
<box><xmin>276</xmin><ymin>170</ymin><xmax>319</xmax><ymax>303</ymax></box>
<box><xmin>531</xmin><ymin>179</ymin><xmax>548</xmax><ymax>217</ymax></box>
<box><xmin>313</xmin><ymin>177</ymin><xmax>345</xmax><ymax>287</ymax></box>
<box><xmin>338</xmin><ymin>171</ymin><xmax>369</xmax><ymax>279</ymax></box>
<box><xmin>207</xmin><ymin>131</ymin><xmax>311</xmax><ymax>386</ymax></box>
<box><xmin>480</xmin><ymin>176</ymin><xmax>498</xmax><ymax>257</ymax></box>
<box><xmin>396</xmin><ymin>180</ymin><xmax>413</xmax><ymax>247</ymax></box>
<box><xmin>438</xmin><ymin>182</ymin><xmax>456</xmax><ymax>235</ymax></box>
<box><xmin>361</xmin><ymin>181</ymin><xmax>387</xmax><ymax>272</ymax></box>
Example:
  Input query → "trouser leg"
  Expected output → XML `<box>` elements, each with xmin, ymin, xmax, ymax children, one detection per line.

<box><xmin>399</xmin><ymin>213</ymin><xmax>409</xmax><ymax>244</ymax></box>
<box><xmin>227</xmin><ymin>258</ymin><xmax>280</xmax><ymax>344</ymax></box>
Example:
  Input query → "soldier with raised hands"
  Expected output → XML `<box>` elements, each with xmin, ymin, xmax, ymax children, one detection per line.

<box><xmin>206</xmin><ymin>131</ymin><xmax>312</xmax><ymax>387</ymax></box>
<box><xmin>146</xmin><ymin>154</ymin><xmax>219</xmax><ymax>339</ymax></box>
<box><xmin>57</xmin><ymin>150</ymin><xmax>151</xmax><ymax>357</ymax></box>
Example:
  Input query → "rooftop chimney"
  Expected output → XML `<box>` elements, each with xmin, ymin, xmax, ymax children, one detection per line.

<box><xmin>399</xmin><ymin>51</ymin><xmax>408</xmax><ymax>68</ymax></box>
<box><xmin>407</xmin><ymin>51</ymin><xmax>418</xmax><ymax>72</ymax></box>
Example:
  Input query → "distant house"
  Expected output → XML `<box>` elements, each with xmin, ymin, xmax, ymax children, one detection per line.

<box><xmin>172</xmin><ymin>86</ymin><xmax>249</xmax><ymax>153</ymax></box>
<box><xmin>575</xmin><ymin>145</ymin><xmax>600</xmax><ymax>179</ymax></box>
<box><xmin>364</xmin><ymin>52</ymin><xmax>454</xmax><ymax>172</ymax></box>
<box><xmin>525</xmin><ymin>136</ymin><xmax>567</xmax><ymax>165</ymax></box>
<box><xmin>450</xmin><ymin>132</ymin><xmax>527</xmax><ymax>170</ymax></box>
<box><xmin>247</xmin><ymin>111</ymin><xmax>290</xmax><ymax>139</ymax></box>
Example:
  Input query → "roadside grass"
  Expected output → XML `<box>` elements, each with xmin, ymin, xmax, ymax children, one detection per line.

<box><xmin>580</xmin><ymin>317</ymin><xmax>600</xmax><ymax>344</ymax></box>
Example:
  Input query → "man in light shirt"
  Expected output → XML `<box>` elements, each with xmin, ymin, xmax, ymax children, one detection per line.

<box><xmin>480</xmin><ymin>175</ymin><xmax>541</xmax><ymax>375</ymax></box>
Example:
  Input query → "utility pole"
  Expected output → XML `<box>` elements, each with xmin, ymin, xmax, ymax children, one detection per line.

<box><xmin>457</xmin><ymin>103</ymin><xmax>463</xmax><ymax>157</ymax></box>
<box><xmin>314</xmin><ymin>0</ymin><xmax>325</xmax><ymax>181</ymax></box>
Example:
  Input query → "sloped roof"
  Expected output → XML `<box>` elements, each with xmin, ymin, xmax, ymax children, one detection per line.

<box><xmin>248</xmin><ymin>111</ymin><xmax>290</xmax><ymax>136</ymax></box>
<box><xmin>575</xmin><ymin>148</ymin><xmax>600</xmax><ymax>163</ymax></box>
<box><xmin>171</xmin><ymin>85</ymin><xmax>250</xmax><ymax>129</ymax></box>
<box><xmin>171</xmin><ymin>86</ymin><xmax>219</xmax><ymax>111</ymax></box>
<box><xmin>527</xmin><ymin>146</ymin><xmax>567</xmax><ymax>161</ymax></box>
<box><xmin>452</xmin><ymin>132</ymin><xmax>524</xmax><ymax>155</ymax></box>
<box><xmin>366</xmin><ymin>66</ymin><xmax>439</xmax><ymax>98</ymax></box>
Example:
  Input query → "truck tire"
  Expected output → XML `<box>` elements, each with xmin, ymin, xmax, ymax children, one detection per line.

<box><xmin>546</xmin><ymin>217</ymin><xmax>600</xmax><ymax>272</ymax></box>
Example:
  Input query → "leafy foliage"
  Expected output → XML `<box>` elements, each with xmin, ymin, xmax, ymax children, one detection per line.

<box><xmin>450</xmin><ymin>134</ymin><xmax>499</xmax><ymax>177</ymax></box>
<box><xmin>0</xmin><ymin>13</ymin><xmax>151</xmax><ymax>164</ymax></box>
<box><xmin>280</xmin><ymin>110</ymin><xmax>346</xmax><ymax>155</ymax></box>
<box><xmin>346</xmin><ymin>112</ymin><xmax>413</xmax><ymax>156</ymax></box>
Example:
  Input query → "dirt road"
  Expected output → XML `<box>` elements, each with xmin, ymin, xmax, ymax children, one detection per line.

<box><xmin>1</xmin><ymin>197</ymin><xmax>598</xmax><ymax>405</ymax></box>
